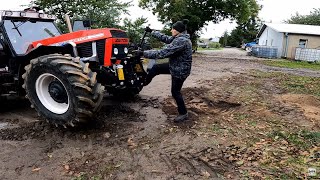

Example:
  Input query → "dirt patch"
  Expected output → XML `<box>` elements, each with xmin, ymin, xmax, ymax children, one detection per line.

<box><xmin>160</xmin><ymin>73</ymin><xmax>319</xmax><ymax>179</ymax></box>
<box><xmin>277</xmin><ymin>94</ymin><xmax>320</xmax><ymax>123</ymax></box>
<box><xmin>0</xmin><ymin>101</ymin><xmax>144</xmax><ymax>141</ymax></box>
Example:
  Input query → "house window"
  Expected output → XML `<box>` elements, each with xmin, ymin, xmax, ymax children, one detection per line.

<box><xmin>299</xmin><ymin>39</ymin><xmax>307</xmax><ymax>48</ymax></box>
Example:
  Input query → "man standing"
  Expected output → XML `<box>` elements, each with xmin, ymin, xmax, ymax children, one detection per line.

<box><xmin>138</xmin><ymin>19</ymin><xmax>192</xmax><ymax>123</ymax></box>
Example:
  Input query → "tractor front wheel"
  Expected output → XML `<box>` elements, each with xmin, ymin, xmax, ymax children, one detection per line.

<box><xmin>22</xmin><ymin>54</ymin><xmax>104</xmax><ymax>128</ymax></box>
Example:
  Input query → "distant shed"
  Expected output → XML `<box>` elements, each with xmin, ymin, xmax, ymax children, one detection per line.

<box><xmin>257</xmin><ymin>23</ymin><xmax>320</xmax><ymax>59</ymax></box>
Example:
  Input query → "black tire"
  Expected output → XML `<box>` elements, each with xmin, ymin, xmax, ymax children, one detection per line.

<box><xmin>22</xmin><ymin>54</ymin><xmax>104</xmax><ymax>128</ymax></box>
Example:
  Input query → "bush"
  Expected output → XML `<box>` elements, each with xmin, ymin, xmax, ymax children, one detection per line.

<box><xmin>208</xmin><ymin>42</ymin><xmax>221</xmax><ymax>49</ymax></box>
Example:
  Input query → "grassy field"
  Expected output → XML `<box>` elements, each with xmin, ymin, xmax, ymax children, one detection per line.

<box><xmin>263</xmin><ymin>59</ymin><xmax>320</xmax><ymax>70</ymax></box>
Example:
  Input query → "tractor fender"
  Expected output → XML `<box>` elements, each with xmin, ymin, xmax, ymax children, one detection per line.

<box><xmin>25</xmin><ymin>44</ymin><xmax>75</xmax><ymax>61</ymax></box>
<box><xmin>16</xmin><ymin>44</ymin><xmax>77</xmax><ymax>93</ymax></box>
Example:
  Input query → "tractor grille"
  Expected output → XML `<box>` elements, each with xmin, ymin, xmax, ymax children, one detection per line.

<box><xmin>77</xmin><ymin>40</ymin><xmax>106</xmax><ymax>65</ymax></box>
<box><xmin>77</xmin><ymin>42</ymin><xmax>92</xmax><ymax>57</ymax></box>
<box><xmin>96</xmin><ymin>40</ymin><xmax>106</xmax><ymax>65</ymax></box>
<box><xmin>110</xmin><ymin>30</ymin><xmax>128</xmax><ymax>38</ymax></box>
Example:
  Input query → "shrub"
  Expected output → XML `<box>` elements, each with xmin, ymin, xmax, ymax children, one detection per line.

<box><xmin>208</xmin><ymin>42</ymin><xmax>221</xmax><ymax>49</ymax></box>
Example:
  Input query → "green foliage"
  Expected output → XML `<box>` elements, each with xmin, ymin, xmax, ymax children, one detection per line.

<box><xmin>122</xmin><ymin>17</ymin><xmax>148</xmax><ymax>44</ymax></box>
<box><xmin>227</xmin><ymin>27</ymin><xmax>244</xmax><ymax>47</ymax></box>
<box><xmin>147</xmin><ymin>36</ymin><xmax>165</xmax><ymax>49</ymax></box>
<box><xmin>219</xmin><ymin>31</ymin><xmax>229</xmax><ymax>47</ymax></box>
<box><xmin>139</xmin><ymin>0</ymin><xmax>260</xmax><ymax>44</ymax></box>
<box><xmin>226</xmin><ymin>16</ymin><xmax>262</xmax><ymax>47</ymax></box>
<box><xmin>285</xmin><ymin>8</ymin><xmax>320</xmax><ymax>26</ymax></box>
<box><xmin>31</xmin><ymin>0</ymin><xmax>130</xmax><ymax>33</ymax></box>
<box><xmin>208</xmin><ymin>42</ymin><xmax>221</xmax><ymax>49</ymax></box>
<box><xmin>144</xmin><ymin>28</ymin><xmax>170</xmax><ymax>49</ymax></box>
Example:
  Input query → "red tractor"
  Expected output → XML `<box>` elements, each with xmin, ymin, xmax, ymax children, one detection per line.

<box><xmin>0</xmin><ymin>10</ymin><xmax>147</xmax><ymax>127</ymax></box>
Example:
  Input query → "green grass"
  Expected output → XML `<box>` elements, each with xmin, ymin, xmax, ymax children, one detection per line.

<box><xmin>251</xmin><ymin>70</ymin><xmax>320</xmax><ymax>97</ymax></box>
<box><xmin>234</xmin><ymin>113</ymin><xmax>249</xmax><ymax>121</ymax></box>
<box><xmin>72</xmin><ymin>172</ymin><xmax>88</xmax><ymax>180</ymax></box>
<box><xmin>263</xmin><ymin>59</ymin><xmax>320</xmax><ymax>70</ymax></box>
<box><xmin>267</xmin><ymin>130</ymin><xmax>319</xmax><ymax>150</ymax></box>
<box><xmin>210</xmin><ymin>124</ymin><xmax>223</xmax><ymax>132</ymax></box>
<box><xmin>248</xmin><ymin>121</ymin><xmax>257</xmax><ymax>127</ymax></box>
<box><xmin>282</xmin><ymin>76</ymin><xmax>320</xmax><ymax>97</ymax></box>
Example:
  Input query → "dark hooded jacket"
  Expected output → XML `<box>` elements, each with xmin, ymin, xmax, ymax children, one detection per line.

<box><xmin>143</xmin><ymin>31</ymin><xmax>192</xmax><ymax>79</ymax></box>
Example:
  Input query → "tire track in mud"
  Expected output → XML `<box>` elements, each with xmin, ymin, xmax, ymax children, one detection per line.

<box><xmin>155</xmin><ymin>145</ymin><xmax>239</xmax><ymax>179</ymax></box>
<box><xmin>0</xmin><ymin>97</ymin><xmax>145</xmax><ymax>141</ymax></box>
<box><xmin>155</xmin><ymin>87</ymin><xmax>243</xmax><ymax>179</ymax></box>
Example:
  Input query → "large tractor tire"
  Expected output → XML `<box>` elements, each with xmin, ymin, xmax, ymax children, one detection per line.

<box><xmin>22</xmin><ymin>54</ymin><xmax>104</xmax><ymax>128</ymax></box>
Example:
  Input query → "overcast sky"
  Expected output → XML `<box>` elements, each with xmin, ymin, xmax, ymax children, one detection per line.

<box><xmin>3</xmin><ymin>0</ymin><xmax>320</xmax><ymax>38</ymax></box>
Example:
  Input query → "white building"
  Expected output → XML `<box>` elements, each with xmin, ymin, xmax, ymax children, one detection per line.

<box><xmin>257</xmin><ymin>23</ymin><xmax>320</xmax><ymax>58</ymax></box>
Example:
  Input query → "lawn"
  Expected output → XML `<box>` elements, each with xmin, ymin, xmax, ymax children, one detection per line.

<box><xmin>263</xmin><ymin>59</ymin><xmax>320</xmax><ymax>70</ymax></box>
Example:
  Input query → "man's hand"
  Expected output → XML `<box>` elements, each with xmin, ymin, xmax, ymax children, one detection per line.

<box><xmin>145</xmin><ymin>26</ymin><xmax>153</xmax><ymax>33</ymax></box>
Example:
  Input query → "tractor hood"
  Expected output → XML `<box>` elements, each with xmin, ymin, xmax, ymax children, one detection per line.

<box><xmin>31</xmin><ymin>28</ymin><xmax>129</xmax><ymax>47</ymax></box>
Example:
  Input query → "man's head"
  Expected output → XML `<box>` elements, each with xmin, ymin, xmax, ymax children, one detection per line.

<box><xmin>171</xmin><ymin>19</ymin><xmax>189</xmax><ymax>36</ymax></box>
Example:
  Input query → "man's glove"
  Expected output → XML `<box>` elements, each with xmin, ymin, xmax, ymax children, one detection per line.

<box><xmin>145</xmin><ymin>26</ymin><xmax>153</xmax><ymax>33</ymax></box>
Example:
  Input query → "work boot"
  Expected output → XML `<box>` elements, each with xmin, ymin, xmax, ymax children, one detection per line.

<box><xmin>174</xmin><ymin>113</ymin><xmax>188</xmax><ymax>123</ymax></box>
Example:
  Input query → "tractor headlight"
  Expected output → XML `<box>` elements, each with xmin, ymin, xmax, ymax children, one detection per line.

<box><xmin>114</xmin><ymin>48</ymin><xmax>119</xmax><ymax>55</ymax></box>
<box><xmin>124</xmin><ymin>47</ymin><xmax>128</xmax><ymax>54</ymax></box>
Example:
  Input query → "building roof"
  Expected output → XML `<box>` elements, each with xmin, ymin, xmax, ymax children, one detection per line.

<box><xmin>257</xmin><ymin>23</ymin><xmax>320</xmax><ymax>37</ymax></box>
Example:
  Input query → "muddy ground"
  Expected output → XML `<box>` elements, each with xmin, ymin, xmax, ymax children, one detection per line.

<box><xmin>0</xmin><ymin>48</ymin><xmax>319</xmax><ymax>180</ymax></box>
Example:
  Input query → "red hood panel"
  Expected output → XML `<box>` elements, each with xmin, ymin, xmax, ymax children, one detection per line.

<box><xmin>31</xmin><ymin>28</ymin><xmax>122</xmax><ymax>47</ymax></box>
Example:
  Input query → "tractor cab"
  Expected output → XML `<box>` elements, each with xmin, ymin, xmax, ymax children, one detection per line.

<box><xmin>0</xmin><ymin>10</ymin><xmax>60</xmax><ymax>56</ymax></box>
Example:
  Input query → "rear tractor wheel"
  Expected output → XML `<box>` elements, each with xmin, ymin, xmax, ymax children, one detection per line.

<box><xmin>22</xmin><ymin>54</ymin><xmax>104</xmax><ymax>128</ymax></box>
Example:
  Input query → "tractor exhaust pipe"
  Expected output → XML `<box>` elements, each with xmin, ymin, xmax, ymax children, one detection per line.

<box><xmin>65</xmin><ymin>14</ymin><xmax>73</xmax><ymax>33</ymax></box>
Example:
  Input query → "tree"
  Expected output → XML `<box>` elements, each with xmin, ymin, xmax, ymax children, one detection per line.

<box><xmin>227</xmin><ymin>27</ymin><xmax>243</xmax><ymax>47</ymax></box>
<box><xmin>139</xmin><ymin>0</ymin><xmax>260</xmax><ymax>43</ymax></box>
<box><xmin>285</xmin><ymin>8</ymin><xmax>320</xmax><ymax>26</ymax></box>
<box><xmin>219</xmin><ymin>31</ymin><xmax>229</xmax><ymax>47</ymax></box>
<box><xmin>227</xmin><ymin>16</ymin><xmax>262</xmax><ymax>47</ymax></box>
<box><xmin>122</xmin><ymin>17</ymin><xmax>148</xmax><ymax>44</ymax></box>
<box><xmin>31</xmin><ymin>0</ymin><xmax>130</xmax><ymax>32</ymax></box>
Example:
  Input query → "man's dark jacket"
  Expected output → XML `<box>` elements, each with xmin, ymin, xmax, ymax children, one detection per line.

<box><xmin>143</xmin><ymin>31</ymin><xmax>192</xmax><ymax>79</ymax></box>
